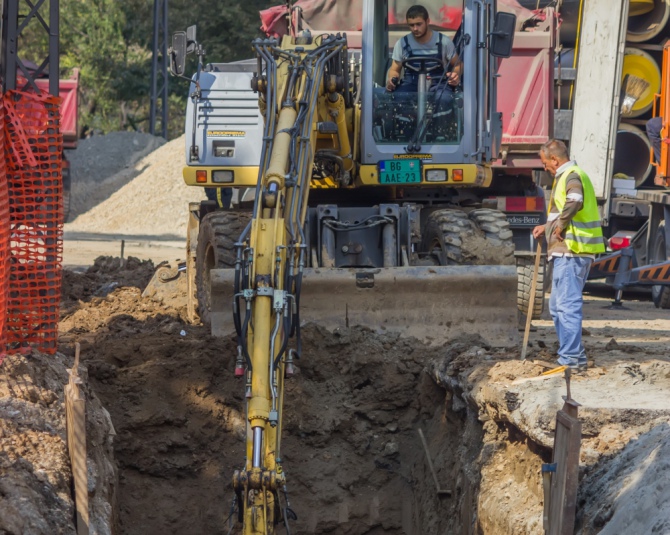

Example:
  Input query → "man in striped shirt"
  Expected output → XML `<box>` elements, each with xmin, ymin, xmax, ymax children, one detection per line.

<box><xmin>532</xmin><ymin>139</ymin><xmax>605</xmax><ymax>372</ymax></box>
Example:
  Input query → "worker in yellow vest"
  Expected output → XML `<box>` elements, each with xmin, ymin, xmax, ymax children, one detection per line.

<box><xmin>532</xmin><ymin>139</ymin><xmax>605</xmax><ymax>372</ymax></box>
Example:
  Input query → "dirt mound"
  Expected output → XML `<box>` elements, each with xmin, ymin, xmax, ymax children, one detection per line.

<box><xmin>61</xmin><ymin>256</ymin><xmax>156</xmax><ymax>318</ymax></box>
<box><xmin>65</xmin><ymin>135</ymin><xmax>205</xmax><ymax>238</ymax></box>
<box><xmin>577</xmin><ymin>421</ymin><xmax>670</xmax><ymax>534</ymax></box>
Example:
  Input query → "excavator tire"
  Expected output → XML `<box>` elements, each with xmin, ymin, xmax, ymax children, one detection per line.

<box><xmin>421</xmin><ymin>209</ymin><xmax>475</xmax><ymax>265</ymax></box>
<box><xmin>196</xmin><ymin>210</ymin><xmax>251</xmax><ymax>327</ymax></box>
<box><xmin>651</xmin><ymin>221</ymin><xmax>670</xmax><ymax>309</ymax></box>
<box><xmin>468</xmin><ymin>209</ymin><xmax>515</xmax><ymax>263</ymax></box>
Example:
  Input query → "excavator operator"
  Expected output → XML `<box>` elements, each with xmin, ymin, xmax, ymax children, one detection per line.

<box><xmin>385</xmin><ymin>4</ymin><xmax>462</xmax><ymax>108</ymax></box>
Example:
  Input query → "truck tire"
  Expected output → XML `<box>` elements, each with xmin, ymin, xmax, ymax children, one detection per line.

<box><xmin>515</xmin><ymin>255</ymin><xmax>546</xmax><ymax>319</ymax></box>
<box><xmin>421</xmin><ymin>209</ymin><xmax>476</xmax><ymax>265</ymax></box>
<box><xmin>195</xmin><ymin>211</ymin><xmax>251</xmax><ymax>327</ymax></box>
<box><xmin>469</xmin><ymin>208</ymin><xmax>544</xmax><ymax>317</ymax></box>
<box><xmin>651</xmin><ymin>221</ymin><xmax>670</xmax><ymax>309</ymax></box>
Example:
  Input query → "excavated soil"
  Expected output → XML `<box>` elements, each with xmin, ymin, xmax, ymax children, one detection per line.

<box><xmin>1</xmin><ymin>251</ymin><xmax>669</xmax><ymax>534</ymax></box>
<box><xmin>54</xmin><ymin>256</ymin><xmax>670</xmax><ymax>534</ymax></box>
<box><xmin>58</xmin><ymin>260</ymin><xmax>487</xmax><ymax>534</ymax></box>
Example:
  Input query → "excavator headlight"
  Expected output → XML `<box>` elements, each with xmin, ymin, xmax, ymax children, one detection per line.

<box><xmin>196</xmin><ymin>170</ymin><xmax>207</xmax><ymax>183</ymax></box>
<box><xmin>426</xmin><ymin>169</ymin><xmax>447</xmax><ymax>182</ymax></box>
<box><xmin>213</xmin><ymin>170</ymin><xmax>234</xmax><ymax>183</ymax></box>
<box><xmin>453</xmin><ymin>169</ymin><xmax>464</xmax><ymax>182</ymax></box>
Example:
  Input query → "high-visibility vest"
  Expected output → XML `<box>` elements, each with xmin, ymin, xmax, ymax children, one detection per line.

<box><xmin>553</xmin><ymin>165</ymin><xmax>606</xmax><ymax>254</ymax></box>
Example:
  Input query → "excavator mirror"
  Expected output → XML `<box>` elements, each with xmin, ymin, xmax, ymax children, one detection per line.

<box><xmin>170</xmin><ymin>32</ymin><xmax>187</xmax><ymax>77</ymax></box>
<box><xmin>490</xmin><ymin>12</ymin><xmax>516</xmax><ymax>58</ymax></box>
<box><xmin>186</xmin><ymin>25</ymin><xmax>197</xmax><ymax>53</ymax></box>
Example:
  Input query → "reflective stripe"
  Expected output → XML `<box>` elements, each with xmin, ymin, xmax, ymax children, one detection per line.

<box><xmin>547</xmin><ymin>212</ymin><xmax>560</xmax><ymax>221</ymax></box>
<box><xmin>565</xmin><ymin>233</ymin><xmax>605</xmax><ymax>245</ymax></box>
<box><xmin>567</xmin><ymin>193</ymin><xmax>584</xmax><ymax>202</ymax></box>
<box><xmin>570</xmin><ymin>220</ymin><xmax>602</xmax><ymax>230</ymax></box>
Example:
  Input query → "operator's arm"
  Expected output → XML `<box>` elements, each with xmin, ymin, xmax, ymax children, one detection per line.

<box><xmin>447</xmin><ymin>53</ymin><xmax>462</xmax><ymax>86</ymax></box>
<box><xmin>550</xmin><ymin>174</ymin><xmax>584</xmax><ymax>242</ymax></box>
<box><xmin>386</xmin><ymin>59</ymin><xmax>403</xmax><ymax>91</ymax></box>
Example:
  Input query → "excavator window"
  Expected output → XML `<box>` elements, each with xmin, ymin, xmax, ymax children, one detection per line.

<box><xmin>373</xmin><ymin>0</ymin><xmax>464</xmax><ymax>146</ymax></box>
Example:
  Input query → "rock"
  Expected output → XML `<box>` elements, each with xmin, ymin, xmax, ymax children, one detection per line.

<box><xmin>605</xmin><ymin>338</ymin><xmax>619</xmax><ymax>351</ymax></box>
<box><xmin>382</xmin><ymin>441</ymin><xmax>399</xmax><ymax>457</ymax></box>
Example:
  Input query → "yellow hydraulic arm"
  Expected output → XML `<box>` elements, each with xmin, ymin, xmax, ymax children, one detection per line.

<box><xmin>230</xmin><ymin>33</ymin><xmax>350</xmax><ymax>534</ymax></box>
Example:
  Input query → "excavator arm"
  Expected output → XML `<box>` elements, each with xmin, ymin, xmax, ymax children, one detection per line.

<box><xmin>230</xmin><ymin>33</ymin><xmax>350</xmax><ymax>535</ymax></box>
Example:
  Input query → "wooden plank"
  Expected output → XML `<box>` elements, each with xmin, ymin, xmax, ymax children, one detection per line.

<box><xmin>548</xmin><ymin>402</ymin><xmax>581</xmax><ymax>535</ymax></box>
<box><xmin>65</xmin><ymin>343</ymin><xmax>89</xmax><ymax>535</ymax></box>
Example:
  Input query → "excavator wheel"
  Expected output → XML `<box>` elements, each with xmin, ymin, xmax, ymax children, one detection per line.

<box><xmin>651</xmin><ymin>221</ymin><xmax>670</xmax><ymax>309</ymax></box>
<box><xmin>467</xmin><ymin>209</ymin><xmax>515</xmax><ymax>262</ymax></box>
<box><xmin>421</xmin><ymin>209</ymin><xmax>475</xmax><ymax>265</ymax></box>
<box><xmin>195</xmin><ymin>210</ymin><xmax>251</xmax><ymax>327</ymax></box>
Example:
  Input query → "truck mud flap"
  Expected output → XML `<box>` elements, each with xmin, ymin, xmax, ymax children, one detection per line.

<box><xmin>210</xmin><ymin>265</ymin><xmax>519</xmax><ymax>347</ymax></box>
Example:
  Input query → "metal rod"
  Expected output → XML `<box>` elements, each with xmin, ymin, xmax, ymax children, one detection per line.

<box><xmin>252</xmin><ymin>427</ymin><xmax>263</xmax><ymax>468</ymax></box>
<box><xmin>417</xmin><ymin>428</ymin><xmax>451</xmax><ymax>496</ymax></box>
<box><xmin>50</xmin><ymin>0</ymin><xmax>60</xmax><ymax>97</ymax></box>
<box><xmin>417</xmin><ymin>73</ymin><xmax>427</xmax><ymax>126</ymax></box>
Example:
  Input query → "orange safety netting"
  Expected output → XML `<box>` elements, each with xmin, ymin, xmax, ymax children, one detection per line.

<box><xmin>3</xmin><ymin>90</ymin><xmax>64</xmax><ymax>355</ymax></box>
<box><xmin>0</xmin><ymin>101</ymin><xmax>9</xmax><ymax>363</ymax></box>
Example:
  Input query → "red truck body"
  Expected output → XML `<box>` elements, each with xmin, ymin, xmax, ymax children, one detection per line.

<box><xmin>34</xmin><ymin>68</ymin><xmax>79</xmax><ymax>149</ymax></box>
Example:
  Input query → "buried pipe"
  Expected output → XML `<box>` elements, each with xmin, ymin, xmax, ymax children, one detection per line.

<box><xmin>627</xmin><ymin>0</ymin><xmax>670</xmax><ymax>43</ymax></box>
<box><xmin>556</xmin><ymin>47</ymin><xmax>659</xmax><ymax>114</ymax></box>
<box><xmin>621</xmin><ymin>47</ymin><xmax>661</xmax><ymax>117</ymax></box>
<box><xmin>613</xmin><ymin>122</ymin><xmax>654</xmax><ymax>188</ymax></box>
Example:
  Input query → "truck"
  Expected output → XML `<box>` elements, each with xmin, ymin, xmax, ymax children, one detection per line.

<box><xmin>169</xmin><ymin>0</ymin><xmax>560</xmax><ymax>531</ymax></box>
<box><xmin>586</xmin><ymin>41</ymin><xmax>670</xmax><ymax>307</ymax></box>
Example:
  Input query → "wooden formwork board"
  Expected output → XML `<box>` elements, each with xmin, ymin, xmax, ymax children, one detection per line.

<box><xmin>548</xmin><ymin>401</ymin><xmax>581</xmax><ymax>535</ymax></box>
<box><xmin>65</xmin><ymin>344</ymin><xmax>89</xmax><ymax>535</ymax></box>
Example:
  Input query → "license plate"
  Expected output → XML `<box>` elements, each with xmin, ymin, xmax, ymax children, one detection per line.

<box><xmin>379</xmin><ymin>159</ymin><xmax>421</xmax><ymax>184</ymax></box>
<box><xmin>506</xmin><ymin>214</ymin><xmax>541</xmax><ymax>227</ymax></box>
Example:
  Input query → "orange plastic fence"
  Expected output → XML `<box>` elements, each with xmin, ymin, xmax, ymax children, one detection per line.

<box><xmin>3</xmin><ymin>90</ymin><xmax>63</xmax><ymax>355</ymax></box>
<box><xmin>0</xmin><ymin>101</ymin><xmax>9</xmax><ymax>363</ymax></box>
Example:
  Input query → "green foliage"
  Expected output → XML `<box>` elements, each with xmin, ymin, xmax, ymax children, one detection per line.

<box><xmin>18</xmin><ymin>0</ymin><xmax>281</xmax><ymax>138</ymax></box>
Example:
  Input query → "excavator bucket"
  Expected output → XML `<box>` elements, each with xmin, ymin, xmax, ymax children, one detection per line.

<box><xmin>210</xmin><ymin>265</ymin><xmax>519</xmax><ymax>347</ymax></box>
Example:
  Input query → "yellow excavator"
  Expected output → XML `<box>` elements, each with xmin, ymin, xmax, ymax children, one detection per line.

<box><xmin>169</xmin><ymin>1</ymin><xmax>522</xmax><ymax>532</ymax></box>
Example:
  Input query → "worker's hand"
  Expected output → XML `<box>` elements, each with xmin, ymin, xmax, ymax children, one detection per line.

<box><xmin>447</xmin><ymin>71</ymin><xmax>460</xmax><ymax>86</ymax></box>
<box><xmin>552</xmin><ymin>225</ymin><xmax>565</xmax><ymax>242</ymax></box>
<box><xmin>386</xmin><ymin>78</ymin><xmax>397</xmax><ymax>92</ymax></box>
<box><xmin>532</xmin><ymin>225</ymin><xmax>545</xmax><ymax>240</ymax></box>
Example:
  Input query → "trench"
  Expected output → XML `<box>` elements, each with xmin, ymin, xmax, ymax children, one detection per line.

<box><xmin>57</xmin><ymin>260</ymin><xmax>551</xmax><ymax>534</ymax></box>
<box><xmin>72</xmin><ymin>318</ymin><xmax>548</xmax><ymax>535</ymax></box>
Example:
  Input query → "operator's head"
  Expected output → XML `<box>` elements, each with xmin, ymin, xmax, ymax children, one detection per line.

<box><xmin>406</xmin><ymin>5</ymin><xmax>430</xmax><ymax>40</ymax></box>
<box><xmin>540</xmin><ymin>139</ymin><xmax>570</xmax><ymax>176</ymax></box>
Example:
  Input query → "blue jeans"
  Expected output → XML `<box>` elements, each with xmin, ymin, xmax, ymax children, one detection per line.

<box><xmin>549</xmin><ymin>256</ymin><xmax>593</xmax><ymax>367</ymax></box>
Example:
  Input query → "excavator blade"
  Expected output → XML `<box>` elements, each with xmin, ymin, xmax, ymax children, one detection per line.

<box><xmin>210</xmin><ymin>265</ymin><xmax>519</xmax><ymax>347</ymax></box>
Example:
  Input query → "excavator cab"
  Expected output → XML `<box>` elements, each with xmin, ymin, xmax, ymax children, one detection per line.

<box><xmin>362</xmin><ymin>0</ymin><xmax>513</xmax><ymax>167</ymax></box>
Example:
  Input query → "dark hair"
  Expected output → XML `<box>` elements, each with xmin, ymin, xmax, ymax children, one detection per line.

<box><xmin>406</xmin><ymin>5</ymin><xmax>429</xmax><ymax>21</ymax></box>
<box><xmin>540</xmin><ymin>139</ymin><xmax>570</xmax><ymax>160</ymax></box>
